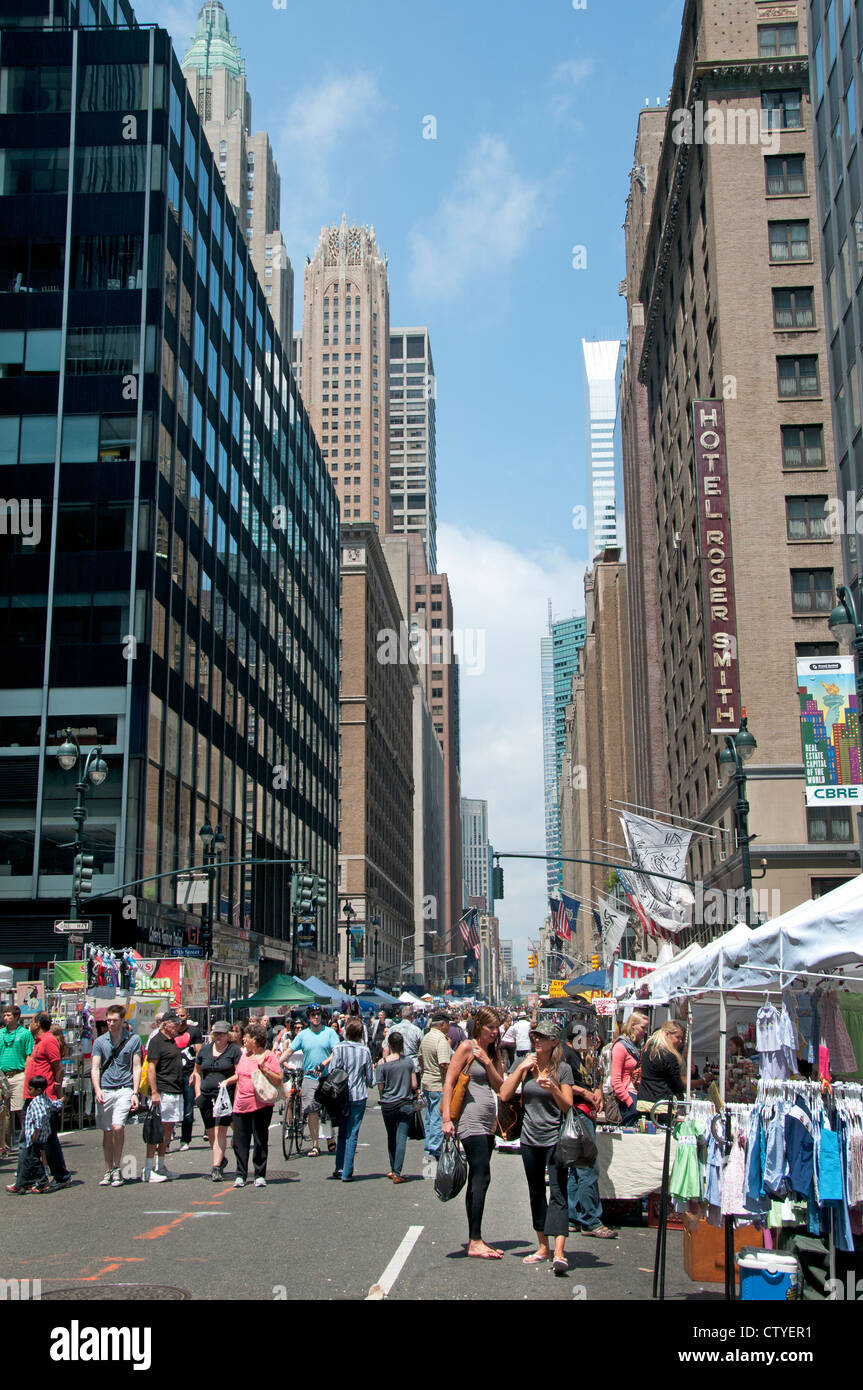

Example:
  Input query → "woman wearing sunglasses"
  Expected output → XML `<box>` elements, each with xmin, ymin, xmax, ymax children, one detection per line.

<box><xmin>499</xmin><ymin>1020</ymin><xmax>574</xmax><ymax>1275</ymax></box>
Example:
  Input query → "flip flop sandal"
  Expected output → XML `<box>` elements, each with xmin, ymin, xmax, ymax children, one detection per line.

<box><xmin>523</xmin><ymin>1252</ymin><xmax>553</xmax><ymax>1264</ymax></box>
<box><xmin>583</xmin><ymin>1225</ymin><xmax>617</xmax><ymax>1239</ymax></box>
<box><xmin>468</xmin><ymin>1248</ymin><xmax>503</xmax><ymax>1260</ymax></box>
<box><xmin>308</xmin><ymin>1146</ymin><xmax>321</xmax><ymax>1157</ymax></box>
<box><xmin>553</xmin><ymin>1258</ymin><xmax>569</xmax><ymax>1276</ymax></box>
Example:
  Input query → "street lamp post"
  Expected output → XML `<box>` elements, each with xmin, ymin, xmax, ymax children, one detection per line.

<box><xmin>198</xmin><ymin>820</ymin><xmax>224</xmax><ymax>959</ymax></box>
<box><xmin>372</xmin><ymin>913</ymin><xmax>380</xmax><ymax>990</ymax></box>
<box><xmin>830</xmin><ymin>585</ymin><xmax>863</xmax><ymax>864</ymax></box>
<box><xmin>56</xmin><ymin>730</ymin><xmax>108</xmax><ymax>960</ymax></box>
<box><xmin>718</xmin><ymin>714</ymin><xmax>758</xmax><ymax>926</ymax></box>
<box><xmin>341</xmin><ymin>900</ymin><xmax>356</xmax><ymax>993</ymax></box>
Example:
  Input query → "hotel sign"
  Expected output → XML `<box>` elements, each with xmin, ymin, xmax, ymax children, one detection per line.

<box><xmin>693</xmin><ymin>401</ymin><xmax>741</xmax><ymax>733</ymax></box>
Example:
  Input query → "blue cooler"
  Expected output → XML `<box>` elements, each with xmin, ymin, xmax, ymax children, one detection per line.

<box><xmin>735</xmin><ymin>1248</ymin><xmax>799</xmax><ymax>1301</ymax></box>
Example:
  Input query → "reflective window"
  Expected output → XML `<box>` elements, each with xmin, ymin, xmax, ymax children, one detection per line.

<box><xmin>75</xmin><ymin>145</ymin><xmax>147</xmax><ymax>194</ymax></box>
<box><xmin>78</xmin><ymin>63</ymin><xmax>147</xmax><ymax>110</ymax></box>
<box><xmin>71</xmin><ymin>233</ymin><xmax>142</xmax><ymax>290</ymax></box>
<box><xmin>1</xmin><ymin>148</ymin><xmax>68</xmax><ymax>195</ymax></box>
<box><xmin>1</xmin><ymin>66</ymin><xmax>71</xmax><ymax>112</ymax></box>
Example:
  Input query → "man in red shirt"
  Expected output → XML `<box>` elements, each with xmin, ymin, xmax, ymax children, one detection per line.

<box><xmin>23</xmin><ymin>1013</ymin><xmax>70</xmax><ymax>1188</ymax></box>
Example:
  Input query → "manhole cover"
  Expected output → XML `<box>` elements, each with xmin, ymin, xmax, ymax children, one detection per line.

<box><xmin>42</xmin><ymin>1285</ymin><xmax>191</xmax><ymax>1301</ymax></box>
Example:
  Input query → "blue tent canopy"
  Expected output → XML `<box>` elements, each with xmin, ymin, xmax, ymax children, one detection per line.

<box><xmin>355</xmin><ymin>988</ymin><xmax>401</xmax><ymax>1012</ymax></box>
<box><xmin>564</xmin><ymin>969</ymin><xmax>608</xmax><ymax>996</ymax></box>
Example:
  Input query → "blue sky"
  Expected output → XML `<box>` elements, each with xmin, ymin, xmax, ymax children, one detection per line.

<box><xmin>149</xmin><ymin>0</ymin><xmax>687</xmax><ymax>973</ymax></box>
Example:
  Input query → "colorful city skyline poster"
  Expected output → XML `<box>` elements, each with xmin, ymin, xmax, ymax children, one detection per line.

<box><xmin>796</xmin><ymin>657</ymin><xmax>863</xmax><ymax>806</ymax></box>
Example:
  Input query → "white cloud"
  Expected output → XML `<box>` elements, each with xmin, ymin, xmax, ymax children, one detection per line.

<box><xmin>436</xmin><ymin>524</ymin><xmax>587</xmax><ymax>978</ymax></box>
<box><xmin>549</xmin><ymin>57</ymin><xmax>597</xmax><ymax>122</ymax></box>
<box><xmin>408</xmin><ymin>136</ymin><xmax>550</xmax><ymax>302</ymax></box>
<box><xmin>277</xmin><ymin>72</ymin><xmax>386</xmax><ymax>260</ymax></box>
<box><xmin>141</xmin><ymin>0</ymin><xmax>199</xmax><ymax>51</ymax></box>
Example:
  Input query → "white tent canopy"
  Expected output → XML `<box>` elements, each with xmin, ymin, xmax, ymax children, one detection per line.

<box><xmin>622</xmin><ymin>874</ymin><xmax>863</xmax><ymax>1004</ymax></box>
<box><xmin>397</xmin><ymin>991</ymin><xmax>428</xmax><ymax>1008</ymax></box>
<box><xmin>0</xmin><ymin>964</ymin><xmax>12</xmax><ymax>990</ymax></box>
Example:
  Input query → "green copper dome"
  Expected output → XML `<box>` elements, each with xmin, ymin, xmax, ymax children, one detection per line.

<box><xmin>180</xmin><ymin>2</ymin><xmax>246</xmax><ymax>80</ymax></box>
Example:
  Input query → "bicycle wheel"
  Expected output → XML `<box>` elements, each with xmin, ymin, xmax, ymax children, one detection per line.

<box><xmin>292</xmin><ymin>1103</ymin><xmax>305</xmax><ymax>1157</ymax></box>
<box><xmin>282</xmin><ymin>1106</ymin><xmax>293</xmax><ymax>1160</ymax></box>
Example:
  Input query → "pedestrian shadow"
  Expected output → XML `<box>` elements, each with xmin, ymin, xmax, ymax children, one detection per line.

<box><xmin>446</xmin><ymin>1240</ymin><xmax>532</xmax><ymax>1259</ymax></box>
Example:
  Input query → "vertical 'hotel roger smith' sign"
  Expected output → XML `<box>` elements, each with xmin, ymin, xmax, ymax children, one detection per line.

<box><xmin>692</xmin><ymin>401</ymin><xmax>741</xmax><ymax>733</ymax></box>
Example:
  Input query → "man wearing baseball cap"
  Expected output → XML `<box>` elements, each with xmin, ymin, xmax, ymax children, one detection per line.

<box><xmin>418</xmin><ymin>1012</ymin><xmax>452</xmax><ymax>1163</ymax></box>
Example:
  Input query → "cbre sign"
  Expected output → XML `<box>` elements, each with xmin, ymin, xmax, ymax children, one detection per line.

<box><xmin>693</xmin><ymin>400</ymin><xmax>741</xmax><ymax>734</ymax></box>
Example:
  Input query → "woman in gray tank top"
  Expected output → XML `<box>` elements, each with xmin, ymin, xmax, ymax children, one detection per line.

<box><xmin>442</xmin><ymin>1007</ymin><xmax>505</xmax><ymax>1260</ymax></box>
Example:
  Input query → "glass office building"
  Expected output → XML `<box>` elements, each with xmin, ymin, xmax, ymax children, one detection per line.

<box><xmin>0</xmin><ymin>0</ymin><xmax>340</xmax><ymax>998</ymax></box>
<box><xmin>808</xmin><ymin>0</ymin><xmax>863</xmax><ymax>588</ymax></box>
<box><xmin>541</xmin><ymin>610</ymin><xmax>586</xmax><ymax>896</ymax></box>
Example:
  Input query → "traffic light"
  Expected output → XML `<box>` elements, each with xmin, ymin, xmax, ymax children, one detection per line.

<box><xmin>492</xmin><ymin>865</ymin><xmax>504</xmax><ymax>899</ymax></box>
<box><xmin>528</xmin><ymin>953</ymin><xmax>537</xmax><ymax>969</ymax></box>
<box><xmin>72</xmin><ymin>852</ymin><xmax>94</xmax><ymax>899</ymax></box>
<box><xmin>465</xmin><ymin>972</ymin><xmax>473</xmax><ymax>989</ymax></box>
<box><xmin>291</xmin><ymin>872</ymin><xmax>316</xmax><ymax>918</ymax></box>
<box><xmin>312</xmin><ymin>875</ymin><xmax>327</xmax><ymax>908</ymax></box>
<box><xmin>591</xmin><ymin>954</ymin><xmax>599</xmax><ymax>970</ymax></box>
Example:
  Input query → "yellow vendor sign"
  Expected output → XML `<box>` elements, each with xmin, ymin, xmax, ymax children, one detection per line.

<box><xmin>548</xmin><ymin>978</ymin><xmax>569</xmax><ymax>998</ymax></box>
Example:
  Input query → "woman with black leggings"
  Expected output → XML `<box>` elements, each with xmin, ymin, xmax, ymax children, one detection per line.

<box><xmin>442</xmin><ymin>1007</ymin><xmax>505</xmax><ymax>1260</ymax></box>
<box><xmin>499</xmin><ymin>1020</ymin><xmax>574</xmax><ymax>1275</ymax></box>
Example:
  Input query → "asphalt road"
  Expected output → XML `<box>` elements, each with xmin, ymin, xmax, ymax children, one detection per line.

<box><xmin>0</xmin><ymin>1108</ymin><xmax>721</xmax><ymax>1303</ymax></box>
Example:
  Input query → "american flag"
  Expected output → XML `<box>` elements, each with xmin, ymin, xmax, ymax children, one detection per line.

<box><xmin>616</xmin><ymin>869</ymin><xmax>660</xmax><ymax>940</ymax></box>
<box><xmin>548</xmin><ymin>894</ymin><xmax>578</xmax><ymax>941</ymax></box>
<box><xmin>457</xmin><ymin>908</ymin><xmax>481</xmax><ymax>959</ymax></box>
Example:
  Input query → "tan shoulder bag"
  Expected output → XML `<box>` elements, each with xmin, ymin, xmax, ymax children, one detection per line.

<box><xmin>449</xmin><ymin>1044</ymin><xmax>475</xmax><ymax>1124</ymax></box>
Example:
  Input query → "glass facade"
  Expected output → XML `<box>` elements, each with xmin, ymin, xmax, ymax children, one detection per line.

<box><xmin>808</xmin><ymin>0</ymin><xmax>863</xmax><ymax>580</ymax></box>
<box><xmin>541</xmin><ymin>613</ymin><xmax>587</xmax><ymax>895</ymax></box>
<box><xmin>0</xmin><ymin>8</ymin><xmax>340</xmax><ymax>992</ymax></box>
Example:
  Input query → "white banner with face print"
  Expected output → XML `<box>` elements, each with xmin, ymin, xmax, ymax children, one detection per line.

<box><xmin>597</xmin><ymin>896</ymin><xmax>629</xmax><ymax>965</ymax></box>
<box><xmin>618</xmin><ymin>812</ymin><xmax>695</xmax><ymax>933</ymax></box>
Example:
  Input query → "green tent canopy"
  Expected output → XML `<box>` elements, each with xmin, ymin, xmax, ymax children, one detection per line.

<box><xmin>230</xmin><ymin>974</ymin><xmax>319</xmax><ymax>1011</ymax></box>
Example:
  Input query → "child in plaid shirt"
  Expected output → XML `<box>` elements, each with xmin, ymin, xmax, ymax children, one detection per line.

<box><xmin>5</xmin><ymin>1074</ymin><xmax>62</xmax><ymax>1194</ymax></box>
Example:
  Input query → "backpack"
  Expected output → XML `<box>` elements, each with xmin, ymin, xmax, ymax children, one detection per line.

<box><xmin>314</xmin><ymin>1066</ymin><xmax>349</xmax><ymax>1119</ymax></box>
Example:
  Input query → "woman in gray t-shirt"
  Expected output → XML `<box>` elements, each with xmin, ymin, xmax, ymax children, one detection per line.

<box><xmin>498</xmin><ymin>1020</ymin><xmax>574</xmax><ymax>1274</ymax></box>
<box><xmin>376</xmin><ymin>1031</ymin><xmax>419</xmax><ymax>1182</ymax></box>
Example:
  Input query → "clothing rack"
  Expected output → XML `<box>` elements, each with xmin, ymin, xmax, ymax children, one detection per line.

<box><xmin>651</xmin><ymin>1097</ymin><xmax>715</xmax><ymax>1301</ymax></box>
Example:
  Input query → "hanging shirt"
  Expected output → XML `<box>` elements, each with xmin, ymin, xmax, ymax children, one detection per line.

<box><xmin>784</xmin><ymin>1093</ymin><xmax>815</xmax><ymax>1200</ymax></box>
<box><xmin>669</xmin><ymin>1117</ymin><xmax>703</xmax><ymax>1203</ymax></box>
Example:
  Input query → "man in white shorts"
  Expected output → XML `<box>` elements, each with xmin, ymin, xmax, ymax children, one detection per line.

<box><xmin>143</xmin><ymin>1013</ymin><xmax>183</xmax><ymax>1182</ymax></box>
<box><xmin>91</xmin><ymin>1003</ymin><xmax>142</xmax><ymax>1186</ymax></box>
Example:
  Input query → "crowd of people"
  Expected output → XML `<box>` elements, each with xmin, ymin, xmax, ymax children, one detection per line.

<box><xmin>0</xmin><ymin>997</ymin><xmax>690</xmax><ymax>1269</ymax></box>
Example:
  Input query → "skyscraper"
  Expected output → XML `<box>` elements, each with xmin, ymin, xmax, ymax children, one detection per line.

<box><xmin>541</xmin><ymin>606</ymin><xmax>586</xmax><ymax>895</ymax></box>
<box><xmin>807</xmin><ymin>1</ymin><xmax>863</xmax><ymax>613</ymax></box>
<box><xmin>0</xmin><ymin>0</ymin><xmax>340</xmax><ymax>994</ymax></box>
<box><xmin>619</xmin><ymin>0</ymin><xmax>853</xmax><ymax>941</ymax></box>
<box><xmin>388</xmin><ymin>328</ymin><xmax>437</xmax><ymax>571</ymax></box>
<box><xmin>181</xmin><ymin>1</ymin><xmax>293</xmax><ymax>347</ymax></box>
<box><xmin>583</xmin><ymin>340</ymin><xmax>624</xmax><ymax>560</ymax></box>
<box><xmin>300</xmin><ymin>217</ymin><xmax>391</xmax><ymax>536</ymax></box>
<box><xmin>461</xmin><ymin>798</ymin><xmax>492</xmax><ymax>913</ymax></box>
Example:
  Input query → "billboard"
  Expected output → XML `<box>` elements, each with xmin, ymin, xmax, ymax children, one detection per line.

<box><xmin>692</xmin><ymin>401</ymin><xmax>742</xmax><ymax>733</ymax></box>
<box><xmin>797</xmin><ymin>656</ymin><xmax>863</xmax><ymax>805</ymax></box>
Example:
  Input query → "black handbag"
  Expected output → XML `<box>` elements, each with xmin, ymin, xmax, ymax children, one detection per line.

<box><xmin>434</xmin><ymin>1135</ymin><xmax>468</xmax><ymax>1202</ymax></box>
<box><xmin>554</xmin><ymin>1107</ymin><xmax>598</xmax><ymax>1167</ymax></box>
<box><xmin>142</xmin><ymin>1102</ymin><xmax>164</xmax><ymax>1147</ymax></box>
<box><xmin>408</xmin><ymin>1104</ymin><xmax>425</xmax><ymax>1141</ymax></box>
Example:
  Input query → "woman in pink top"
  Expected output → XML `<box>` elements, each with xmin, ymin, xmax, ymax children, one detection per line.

<box><xmin>610</xmin><ymin>1011</ymin><xmax>649</xmax><ymax>1126</ymax></box>
<box><xmin>231</xmin><ymin>1023</ymin><xmax>282</xmax><ymax>1188</ymax></box>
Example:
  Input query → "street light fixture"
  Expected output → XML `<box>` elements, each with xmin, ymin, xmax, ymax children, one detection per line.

<box><xmin>56</xmin><ymin>729</ymin><xmax>109</xmax><ymax>960</ymax></box>
<box><xmin>372</xmin><ymin>912</ymin><xmax>381</xmax><ymax>990</ymax></box>
<box><xmin>718</xmin><ymin>714</ymin><xmax>758</xmax><ymax>927</ymax></box>
<box><xmin>198</xmin><ymin>819</ymin><xmax>223</xmax><ymax>959</ymax></box>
